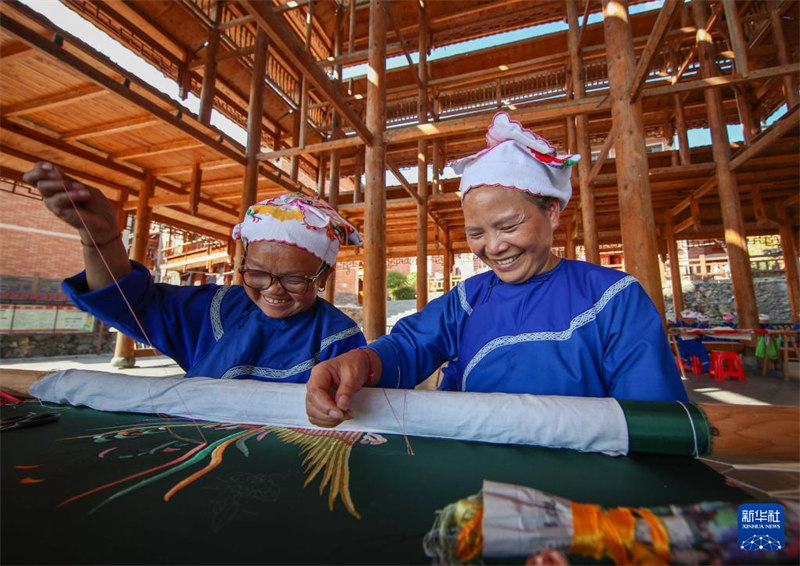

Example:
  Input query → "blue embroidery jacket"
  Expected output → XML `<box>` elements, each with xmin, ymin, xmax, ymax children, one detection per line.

<box><xmin>370</xmin><ymin>259</ymin><xmax>687</xmax><ymax>401</ymax></box>
<box><xmin>63</xmin><ymin>262</ymin><xmax>365</xmax><ymax>381</ymax></box>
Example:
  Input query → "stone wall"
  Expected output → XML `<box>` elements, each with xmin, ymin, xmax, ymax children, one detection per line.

<box><xmin>1</xmin><ymin>330</ymin><xmax>116</xmax><ymax>359</ymax></box>
<box><xmin>663</xmin><ymin>277</ymin><xmax>792</xmax><ymax>323</ymax></box>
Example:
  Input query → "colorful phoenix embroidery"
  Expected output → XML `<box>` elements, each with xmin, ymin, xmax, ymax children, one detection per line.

<box><xmin>57</xmin><ymin>419</ymin><xmax>385</xmax><ymax>519</ymax></box>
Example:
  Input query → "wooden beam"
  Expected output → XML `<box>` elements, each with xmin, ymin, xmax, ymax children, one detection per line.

<box><xmin>111</xmin><ymin>140</ymin><xmax>206</xmax><ymax>161</ymax></box>
<box><xmin>769</xmin><ymin>0</ymin><xmax>799</xmax><ymax>107</ymax></box>
<box><xmin>587</xmin><ymin>125</ymin><xmax>616</xmax><ymax>187</ymax></box>
<box><xmin>189</xmin><ymin>163</ymin><xmax>202</xmax><ymax>216</ymax></box>
<box><xmin>632</xmin><ymin>0</ymin><xmax>681</xmax><ymax>100</ymax></box>
<box><xmin>645</xmin><ymin>62</ymin><xmax>800</xmax><ymax>98</ymax></box>
<box><xmin>0</xmin><ymin>40</ymin><xmax>33</xmax><ymax>63</ymax></box>
<box><xmin>385</xmin><ymin>3</ymin><xmax>425</xmax><ymax>93</ymax></box>
<box><xmin>151</xmin><ymin>159</ymin><xmax>238</xmax><ymax>177</ymax></box>
<box><xmin>1</xmin><ymin>84</ymin><xmax>106</xmax><ymax>116</ymax></box>
<box><xmin>60</xmin><ymin>115</ymin><xmax>161</xmax><ymax>142</ymax></box>
<box><xmin>385</xmin><ymin>95</ymin><xmax>611</xmax><ymax>144</ymax></box>
<box><xmin>669</xmin><ymin>105</ymin><xmax>800</xmax><ymax>218</ymax></box>
<box><xmin>257</xmin><ymin>135</ymin><xmax>362</xmax><ymax>161</ymax></box>
<box><xmin>0</xmin><ymin>120</ymin><xmax>181</xmax><ymax>192</ymax></box>
<box><xmin>0</xmin><ymin>16</ymin><xmax>246</xmax><ymax>165</ymax></box>
<box><xmin>722</xmin><ymin>0</ymin><xmax>749</xmax><ymax>76</ymax></box>
<box><xmin>385</xmin><ymin>158</ymin><xmax>421</xmax><ymax>204</ymax></box>
<box><xmin>189</xmin><ymin>45</ymin><xmax>256</xmax><ymax>70</ymax></box>
<box><xmin>240</xmin><ymin>0</ymin><xmax>372</xmax><ymax>145</ymax></box>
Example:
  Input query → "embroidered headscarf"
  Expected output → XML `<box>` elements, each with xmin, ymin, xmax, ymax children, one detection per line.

<box><xmin>450</xmin><ymin>112</ymin><xmax>580</xmax><ymax>210</ymax></box>
<box><xmin>680</xmin><ymin>309</ymin><xmax>696</xmax><ymax>319</ymax></box>
<box><xmin>232</xmin><ymin>194</ymin><xmax>361</xmax><ymax>266</ymax></box>
<box><xmin>722</xmin><ymin>312</ymin><xmax>734</xmax><ymax>321</ymax></box>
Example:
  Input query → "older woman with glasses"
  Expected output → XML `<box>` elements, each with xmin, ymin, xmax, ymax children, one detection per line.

<box><xmin>22</xmin><ymin>162</ymin><xmax>365</xmax><ymax>381</ymax></box>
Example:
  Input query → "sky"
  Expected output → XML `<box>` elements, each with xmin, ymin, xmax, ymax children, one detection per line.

<box><xmin>21</xmin><ymin>0</ymin><xmax>789</xmax><ymax>184</ymax></box>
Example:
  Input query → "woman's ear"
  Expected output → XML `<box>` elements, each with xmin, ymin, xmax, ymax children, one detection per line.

<box><xmin>317</xmin><ymin>265</ymin><xmax>333</xmax><ymax>291</ymax></box>
<box><xmin>547</xmin><ymin>199</ymin><xmax>561</xmax><ymax>231</ymax></box>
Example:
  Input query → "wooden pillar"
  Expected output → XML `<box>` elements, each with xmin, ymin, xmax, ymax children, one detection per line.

<box><xmin>664</xmin><ymin>217</ymin><xmax>684</xmax><ymax>316</ymax></box>
<box><xmin>290</xmin><ymin>110</ymin><xmax>301</xmax><ymax>181</ymax></box>
<box><xmin>198</xmin><ymin>0</ymin><xmax>223</xmax><ymax>124</ymax></box>
<box><xmin>416</xmin><ymin>1</ymin><xmax>429</xmax><ymax>310</ymax></box>
<box><xmin>325</xmin><ymin>7</ymin><xmax>345</xmax><ymax>305</ymax></box>
<box><xmin>564</xmin><ymin>220</ymin><xmax>576</xmax><ymax>260</ymax></box>
<box><xmin>735</xmin><ymin>87</ymin><xmax>760</xmax><ymax>144</ymax></box>
<box><xmin>443</xmin><ymin>229</ymin><xmax>452</xmax><ymax>294</ymax></box>
<box><xmin>234</xmin><ymin>28</ymin><xmax>269</xmax><ymax>285</ymax></box>
<box><xmin>115</xmin><ymin>188</ymin><xmax>129</xmax><ymax>232</ymax></box>
<box><xmin>113</xmin><ymin>171</ymin><xmax>154</xmax><ymax>368</ymax></box>
<box><xmin>316</xmin><ymin>151</ymin><xmax>327</xmax><ymax>198</ymax></box>
<box><xmin>432</xmin><ymin>138</ymin><xmax>441</xmax><ymax>196</ymax></box>
<box><xmin>431</xmin><ymin>94</ymin><xmax>441</xmax><ymax>196</ymax></box>
<box><xmin>674</xmin><ymin>93</ymin><xmax>691</xmax><ymax>165</ymax></box>
<box><xmin>692</xmin><ymin>0</ymin><xmax>758</xmax><ymax>331</ymax></box>
<box><xmin>353</xmin><ymin>147</ymin><xmax>363</xmax><ymax>203</ymax></box>
<box><xmin>721</xmin><ymin>0</ymin><xmax>748</xmax><ymax>76</ymax></box>
<box><xmin>770</xmin><ymin>0</ymin><xmax>799</xmax><ymax>108</ymax></box>
<box><xmin>602</xmin><ymin>0</ymin><xmax>665</xmax><ymax>315</ymax></box>
<box><xmin>565</xmin><ymin>115</ymin><xmax>576</xmax><ymax>154</ymax></box>
<box><xmin>363</xmin><ymin>0</ymin><xmax>387</xmax><ymax>340</ymax></box>
<box><xmin>777</xmin><ymin>209</ymin><xmax>800</xmax><ymax>321</ymax></box>
<box><xmin>568</xmin><ymin>0</ymin><xmax>600</xmax><ymax>265</ymax></box>
<box><xmin>291</xmin><ymin>1</ymin><xmax>314</xmax><ymax>183</ymax></box>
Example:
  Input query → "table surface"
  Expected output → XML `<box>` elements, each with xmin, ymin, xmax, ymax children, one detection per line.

<box><xmin>2</xmin><ymin>403</ymin><xmax>751</xmax><ymax>565</ymax></box>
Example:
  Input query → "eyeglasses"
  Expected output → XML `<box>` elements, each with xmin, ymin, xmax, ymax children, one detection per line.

<box><xmin>239</xmin><ymin>261</ymin><xmax>327</xmax><ymax>294</ymax></box>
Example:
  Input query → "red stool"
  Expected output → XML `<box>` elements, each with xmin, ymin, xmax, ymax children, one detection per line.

<box><xmin>690</xmin><ymin>355</ymin><xmax>704</xmax><ymax>375</ymax></box>
<box><xmin>711</xmin><ymin>351</ymin><xmax>746</xmax><ymax>383</ymax></box>
<box><xmin>709</xmin><ymin>351</ymin><xmax>721</xmax><ymax>378</ymax></box>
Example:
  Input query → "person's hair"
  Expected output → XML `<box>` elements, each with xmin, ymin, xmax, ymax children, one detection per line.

<box><xmin>520</xmin><ymin>192</ymin><xmax>556</xmax><ymax>211</ymax></box>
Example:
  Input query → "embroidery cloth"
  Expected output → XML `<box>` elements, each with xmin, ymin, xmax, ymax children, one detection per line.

<box><xmin>30</xmin><ymin>369</ymin><xmax>629</xmax><ymax>456</ymax></box>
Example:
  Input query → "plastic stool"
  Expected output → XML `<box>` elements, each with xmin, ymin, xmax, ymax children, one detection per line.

<box><xmin>690</xmin><ymin>355</ymin><xmax>704</xmax><ymax>375</ymax></box>
<box><xmin>712</xmin><ymin>351</ymin><xmax>746</xmax><ymax>383</ymax></box>
<box><xmin>709</xmin><ymin>351</ymin><xmax>721</xmax><ymax>378</ymax></box>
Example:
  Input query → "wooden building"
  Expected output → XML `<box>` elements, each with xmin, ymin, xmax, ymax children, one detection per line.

<box><xmin>1</xmin><ymin>0</ymin><xmax>798</xmax><ymax>342</ymax></box>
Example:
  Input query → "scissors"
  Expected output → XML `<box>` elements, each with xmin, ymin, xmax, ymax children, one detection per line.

<box><xmin>0</xmin><ymin>411</ymin><xmax>61</xmax><ymax>432</ymax></box>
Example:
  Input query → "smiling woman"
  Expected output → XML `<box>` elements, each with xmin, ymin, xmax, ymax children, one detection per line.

<box><xmin>306</xmin><ymin>112</ymin><xmax>688</xmax><ymax>428</ymax></box>
<box><xmin>21</xmin><ymin>162</ymin><xmax>366</xmax><ymax>383</ymax></box>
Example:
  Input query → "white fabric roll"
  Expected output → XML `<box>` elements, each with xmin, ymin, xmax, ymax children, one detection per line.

<box><xmin>29</xmin><ymin>369</ymin><xmax>629</xmax><ymax>456</ymax></box>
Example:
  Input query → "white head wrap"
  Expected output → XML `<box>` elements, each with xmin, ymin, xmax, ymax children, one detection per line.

<box><xmin>232</xmin><ymin>194</ymin><xmax>361</xmax><ymax>266</ymax></box>
<box><xmin>759</xmin><ymin>313</ymin><xmax>771</xmax><ymax>323</ymax></box>
<box><xmin>698</xmin><ymin>314</ymin><xmax>710</xmax><ymax>322</ymax></box>
<box><xmin>681</xmin><ymin>309</ymin><xmax>696</xmax><ymax>319</ymax></box>
<box><xmin>449</xmin><ymin>112</ymin><xmax>580</xmax><ymax>210</ymax></box>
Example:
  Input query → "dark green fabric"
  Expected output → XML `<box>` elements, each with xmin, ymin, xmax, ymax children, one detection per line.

<box><xmin>2</xmin><ymin>403</ymin><xmax>745</xmax><ymax>565</ymax></box>
<box><xmin>620</xmin><ymin>400</ymin><xmax>712</xmax><ymax>456</ymax></box>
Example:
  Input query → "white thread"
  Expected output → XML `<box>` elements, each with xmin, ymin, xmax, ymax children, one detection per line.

<box><xmin>677</xmin><ymin>400</ymin><xmax>699</xmax><ymax>458</ymax></box>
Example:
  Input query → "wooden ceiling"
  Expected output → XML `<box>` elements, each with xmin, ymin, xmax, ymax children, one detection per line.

<box><xmin>1</xmin><ymin>0</ymin><xmax>798</xmax><ymax>260</ymax></box>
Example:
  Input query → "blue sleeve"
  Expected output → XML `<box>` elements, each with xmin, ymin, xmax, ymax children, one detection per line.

<box><xmin>600</xmin><ymin>283</ymin><xmax>688</xmax><ymax>401</ymax></box>
<box><xmin>368</xmin><ymin>288</ymin><xmax>466</xmax><ymax>389</ymax></box>
<box><xmin>62</xmin><ymin>261</ymin><xmax>220</xmax><ymax>370</ymax></box>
